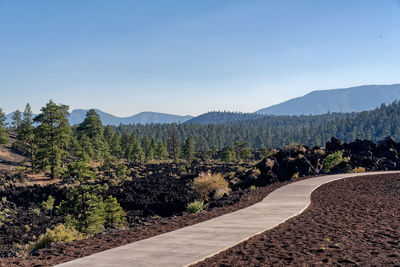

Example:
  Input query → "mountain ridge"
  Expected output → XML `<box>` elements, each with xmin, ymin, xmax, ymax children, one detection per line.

<box><xmin>255</xmin><ymin>84</ymin><xmax>400</xmax><ymax>115</ymax></box>
<box><xmin>5</xmin><ymin>110</ymin><xmax>193</xmax><ymax>126</ymax></box>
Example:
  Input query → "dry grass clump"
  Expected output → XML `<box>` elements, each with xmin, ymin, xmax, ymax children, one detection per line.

<box><xmin>352</xmin><ymin>166</ymin><xmax>366</xmax><ymax>173</ymax></box>
<box><xmin>33</xmin><ymin>224</ymin><xmax>84</xmax><ymax>250</ymax></box>
<box><xmin>193</xmin><ymin>171</ymin><xmax>230</xmax><ymax>201</ymax></box>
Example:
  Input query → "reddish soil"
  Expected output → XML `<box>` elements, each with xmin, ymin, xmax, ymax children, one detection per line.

<box><xmin>0</xmin><ymin>179</ymin><xmax>291</xmax><ymax>267</ymax></box>
<box><xmin>193</xmin><ymin>174</ymin><xmax>400</xmax><ymax>266</ymax></box>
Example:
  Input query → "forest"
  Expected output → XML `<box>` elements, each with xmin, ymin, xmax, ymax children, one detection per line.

<box><xmin>1</xmin><ymin>100</ymin><xmax>400</xmax><ymax>174</ymax></box>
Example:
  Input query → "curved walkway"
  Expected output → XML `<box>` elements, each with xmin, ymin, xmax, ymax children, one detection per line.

<box><xmin>55</xmin><ymin>171</ymin><xmax>400</xmax><ymax>267</ymax></box>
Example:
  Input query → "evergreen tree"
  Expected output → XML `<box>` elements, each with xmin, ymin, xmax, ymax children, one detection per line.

<box><xmin>34</xmin><ymin>100</ymin><xmax>71</xmax><ymax>179</ymax></box>
<box><xmin>167</xmin><ymin>126</ymin><xmax>180</xmax><ymax>161</ymax></box>
<box><xmin>11</xmin><ymin>110</ymin><xmax>22</xmax><ymax>132</ymax></box>
<box><xmin>14</xmin><ymin>104</ymin><xmax>35</xmax><ymax>168</ymax></box>
<box><xmin>77</xmin><ymin>109</ymin><xmax>106</xmax><ymax>161</ymax></box>
<box><xmin>0</xmin><ymin>108</ymin><xmax>8</xmax><ymax>146</ymax></box>
<box><xmin>141</xmin><ymin>135</ymin><xmax>153</xmax><ymax>161</ymax></box>
<box><xmin>221</xmin><ymin>146</ymin><xmax>236</xmax><ymax>162</ymax></box>
<box><xmin>182</xmin><ymin>137</ymin><xmax>195</xmax><ymax>161</ymax></box>
<box><xmin>104</xmin><ymin>126</ymin><xmax>121</xmax><ymax>158</ymax></box>
<box><xmin>155</xmin><ymin>141</ymin><xmax>168</xmax><ymax>160</ymax></box>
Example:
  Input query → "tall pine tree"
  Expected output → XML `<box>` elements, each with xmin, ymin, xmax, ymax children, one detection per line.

<box><xmin>34</xmin><ymin>100</ymin><xmax>71</xmax><ymax>179</ymax></box>
<box><xmin>0</xmin><ymin>108</ymin><xmax>8</xmax><ymax>146</ymax></box>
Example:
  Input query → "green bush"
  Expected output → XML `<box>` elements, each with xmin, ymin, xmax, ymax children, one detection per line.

<box><xmin>56</xmin><ymin>185</ymin><xmax>126</xmax><ymax>235</ymax></box>
<box><xmin>186</xmin><ymin>200</ymin><xmax>206</xmax><ymax>213</ymax></box>
<box><xmin>104</xmin><ymin>196</ymin><xmax>126</xmax><ymax>228</ymax></box>
<box><xmin>33</xmin><ymin>224</ymin><xmax>83</xmax><ymax>250</ymax></box>
<box><xmin>41</xmin><ymin>195</ymin><xmax>55</xmax><ymax>212</ymax></box>
<box><xmin>116</xmin><ymin>164</ymin><xmax>131</xmax><ymax>179</ymax></box>
<box><xmin>322</xmin><ymin>151</ymin><xmax>345</xmax><ymax>173</ymax></box>
<box><xmin>66</xmin><ymin>159</ymin><xmax>95</xmax><ymax>182</ymax></box>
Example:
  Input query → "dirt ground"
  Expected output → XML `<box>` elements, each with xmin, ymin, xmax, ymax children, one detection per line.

<box><xmin>193</xmin><ymin>174</ymin><xmax>400</xmax><ymax>266</ymax></box>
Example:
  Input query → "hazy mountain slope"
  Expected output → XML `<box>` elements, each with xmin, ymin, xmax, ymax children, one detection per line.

<box><xmin>185</xmin><ymin>112</ymin><xmax>264</xmax><ymax>124</ymax></box>
<box><xmin>255</xmin><ymin>84</ymin><xmax>400</xmax><ymax>115</ymax></box>
<box><xmin>68</xmin><ymin>109</ymin><xmax>193</xmax><ymax>125</ymax></box>
<box><xmin>5</xmin><ymin>109</ymin><xmax>193</xmax><ymax>126</ymax></box>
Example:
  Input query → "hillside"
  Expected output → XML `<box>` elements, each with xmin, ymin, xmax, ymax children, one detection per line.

<box><xmin>255</xmin><ymin>84</ymin><xmax>400</xmax><ymax>115</ymax></box>
<box><xmin>117</xmin><ymin>100</ymin><xmax>400</xmax><ymax>149</ymax></box>
<box><xmin>185</xmin><ymin>112</ymin><xmax>263</xmax><ymax>124</ymax></box>
<box><xmin>6</xmin><ymin>109</ymin><xmax>193</xmax><ymax>126</ymax></box>
<box><xmin>69</xmin><ymin>109</ymin><xmax>193</xmax><ymax>125</ymax></box>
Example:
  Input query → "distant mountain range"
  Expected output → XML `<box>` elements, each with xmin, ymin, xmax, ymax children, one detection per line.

<box><xmin>255</xmin><ymin>84</ymin><xmax>400</xmax><ymax>115</ymax></box>
<box><xmin>68</xmin><ymin>109</ymin><xmax>193</xmax><ymax>125</ymax></box>
<box><xmin>5</xmin><ymin>84</ymin><xmax>400</xmax><ymax>126</ymax></box>
<box><xmin>5</xmin><ymin>110</ymin><xmax>193</xmax><ymax>126</ymax></box>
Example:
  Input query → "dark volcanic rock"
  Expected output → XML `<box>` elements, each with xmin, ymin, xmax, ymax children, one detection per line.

<box><xmin>326</xmin><ymin>137</ymin><xmax>344</xmax><ymax>152</ymax></box>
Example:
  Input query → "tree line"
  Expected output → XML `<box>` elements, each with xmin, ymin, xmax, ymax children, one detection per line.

<box><xmin>1</xmin><ymin>100</ymin><xmax>400</xmax><ymax>179</ymax></box>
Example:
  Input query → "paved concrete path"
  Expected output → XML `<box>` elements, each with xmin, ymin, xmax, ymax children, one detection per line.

<box><xmin>55</xmin><ymin>171</ymin><xmax>400</xmax><ymax>267</ymax></box>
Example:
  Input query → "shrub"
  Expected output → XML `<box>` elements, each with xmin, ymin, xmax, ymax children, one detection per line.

<box><xmin>352</xmin><ymin>167</ymin><xmax>366</xmax><ymax>173</ymax></box>
<box><xmin>33</xmin><ymin>224</ymin><xmax>84</xmax><ymax>250</ymax></box>
<box><xmin>186</xmin><ymin>200</ymin><xmax>206</xmax><ymax>213</ymax></box>
<box><xmin>32</xmin><ymin>208</ymin><xmax>41</xmax><ymax>215</ymax></box>
<box><xmin>116</xmin><ymin>164</ymin><xmax>130</xmax><ymax>179</ymax></box>
<box><xmin>66</xmin><ymin>159</ymin><xmax>95</xmax><ymax>182</ymax></box>
<box><xmin>322</xmin><ymin>151</ymin><xmax>345</xmax><ymax>173</ymax></box>
<box><xmin>104</xmin><ymin>196</ymin><xmax>126</xmax><ymax>228</ymax></box>
<box><xmin>193</xmin><ymin>171</ymin><xmax>230</xmax><ymax>201</ymax></box>
<box><xmin>41</xmin><ymin>195</ymin><xmax>55</xmax><ymax>212</ymax></box>
<box><xmin>56</xmin><ymin>185</ymin><xmax>126</xmax><ymax>235</ymax></box>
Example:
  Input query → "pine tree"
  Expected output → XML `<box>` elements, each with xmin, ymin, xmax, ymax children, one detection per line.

<box><xmin>13</xmin><ymin>104</ymin><xmax>35</xmax><ymax>168</ymax></box>
<box><xmin>34</xmin><ymin>100</ymin><xmax>71</xmax><ymax>179</ymax></box>
<box><xmin>167</xmin><ymin>126</ymin><xmax>180</xmax><ymax>161</ymax></box>
<box><xmin>104</xmin><ymin>126</ymin><xmax>121</xmax><ymax>158</ymax></box>
<box><xmin>182</xmin><ymin>137</ymin><xmax>195</xmax><ymax>161</ymax></box>
<box><xmin>11</xmin><ymin>110</ymin><xmax>22</xmax><ymax>132</ymax></box>
<box><xmin>155</xmin><ymin>141</ymin><xmax>168</xmax><ymax>160</ymax></box>
<box><xmin>0</xmin><ymin>108</ymin><xmax>8</xmax><ymax>146</ymax></box>
<box><xmin>77</xmin><ymin>109</ymin><xmax>106</xmax><ymax>161</ymax></box>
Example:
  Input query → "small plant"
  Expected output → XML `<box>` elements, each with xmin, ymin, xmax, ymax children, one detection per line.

<box><xmin>1</xmin><ymin>197</ymin><xmax>6</xmax><ymax>204</ymax></box>
<box><xmin>352</xmin><ymin>167</ymin><xmax>365</xmax><ymax>173</ymax></box>
<box><xmin>292</xmin><ymin>172</ymin><xmax>299</xmax><ymax>179</ymax></box>
<box><xmin>192</xmin><ymin>171</ymin><xmax>230</xmax><ymax>201</ymax></box>
<box><xmin>41</xmin><ymin>195</ymin><xmax>55</xmax><ymax>212</ymax></box>
<box><xmin>32</xmin><ymin>224</ymin><xmax>84</xmax><ymax>250</ymax></box>
<box><xmin>32</xmin><ymin>208</ymin><xmax>41</xmax><ymax>215</ymax></box>
<box><xmin>334</xmin><ymin>243</ymin><xmax>340</xmax><ymax>248</ymax></box>
<box><xmin>250</xmin><ymin>168</ymin><xmax>261</xmax><ymax>179</ymax></box>
<box><xmin>186</xmin><ymin>200</ymin><xmax>206</xmax><ymax>213</ymax></box>
<box><xmin>322</xmin><ymin>151</ymin><xmax>345</xmax><ymax>173</ymax></box>
<box><xmin>250</xmin><ymin>185</ymin><xmax>256</xmax><ymax>190</ymax></box>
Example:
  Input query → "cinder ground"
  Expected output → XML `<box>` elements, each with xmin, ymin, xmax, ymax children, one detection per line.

<box><xmin>55</xmin><ymin>171</ymin><xmax>400</xmax><ymax>267</ymax></box>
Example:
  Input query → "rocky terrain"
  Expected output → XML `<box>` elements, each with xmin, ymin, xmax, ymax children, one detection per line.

<box><xmin>2</xmin><ymin>136</ymin><xmax>400</xmax><ymax>265</ymax></box>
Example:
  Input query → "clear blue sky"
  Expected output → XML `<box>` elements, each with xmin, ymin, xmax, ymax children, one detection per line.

<box><xmin>1</xmin><ymin>0</ymin><xmax>400</xmax><ymax>116</ymax></box>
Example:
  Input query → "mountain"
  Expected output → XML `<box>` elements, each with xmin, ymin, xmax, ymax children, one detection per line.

<box><xmin>185</xmin><ymin>111</ymin><xmax>264</xmax><ymax>124</ymax></box>
<box><xmin>5</xmin><ymin>109</ymin><xmax>193</xmax><ymax>126</ymax></box>
<box><xmin>68</xmin><ymin>109</ymin><xmax>193</xmax><ymax>125</ymax></box>
<box><xmin>255</xmin><ymin>84</ymin><xmax>400</xmax><ymax>115</ymax></box>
